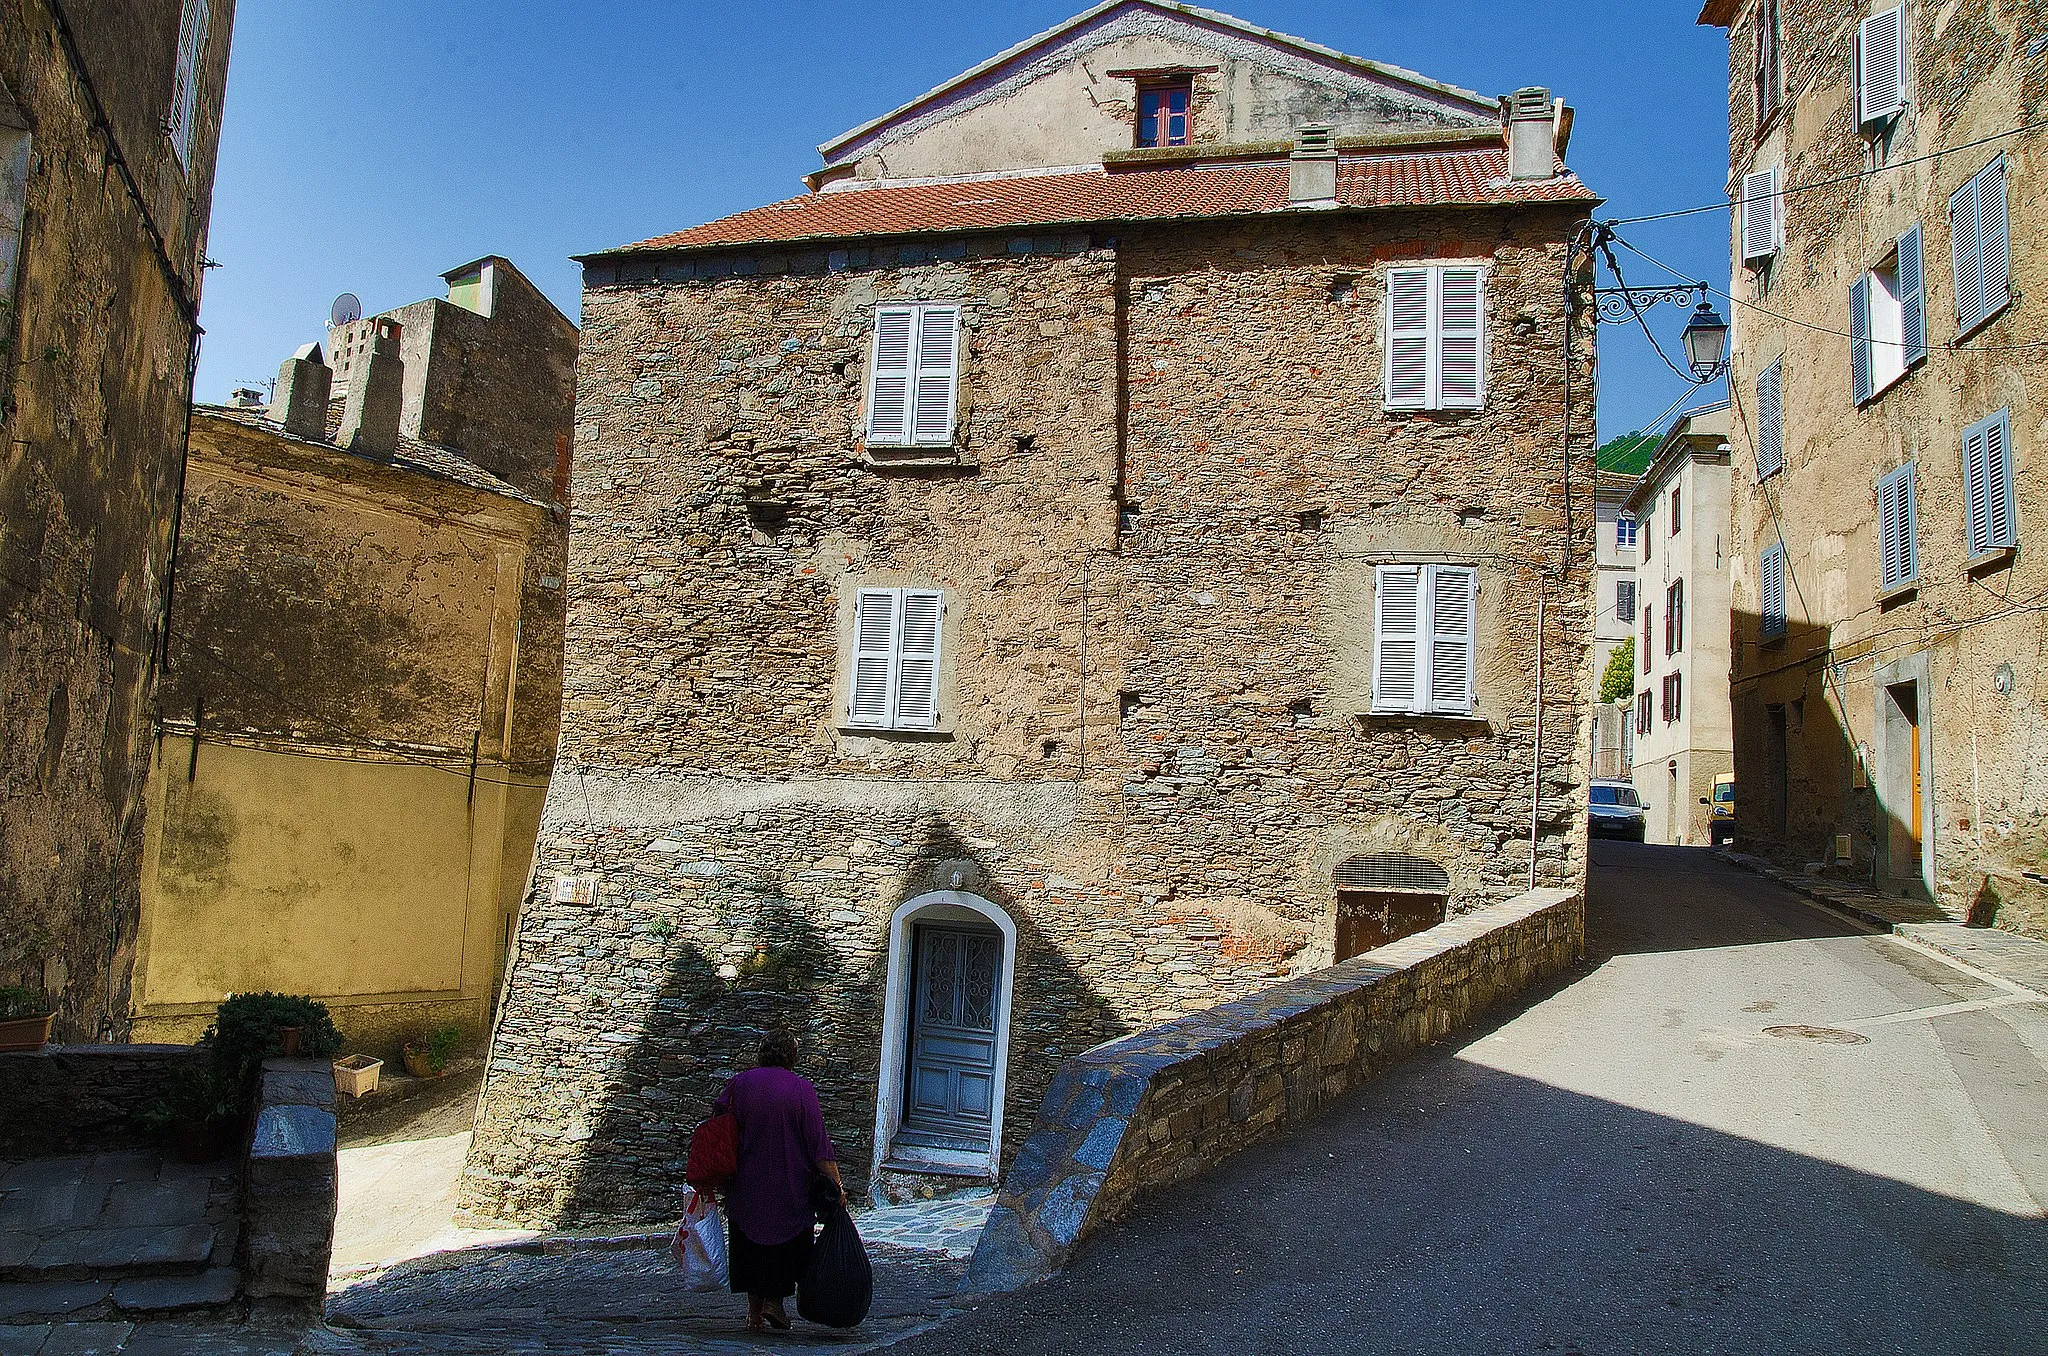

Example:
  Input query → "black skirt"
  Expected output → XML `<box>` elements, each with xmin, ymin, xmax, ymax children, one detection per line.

<box><xmin>728</xmin><ymin>1219</ymin><xmax>814</xmax><ymax>1299</ymax></box>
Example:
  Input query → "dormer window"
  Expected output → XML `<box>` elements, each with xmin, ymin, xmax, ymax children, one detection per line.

<box><xmin>1137</xmin><ymin>79</ymin><xmax>1191</xmax><ymax>148</ymax></box>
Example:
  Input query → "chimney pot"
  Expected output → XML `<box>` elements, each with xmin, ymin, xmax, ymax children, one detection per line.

<box><xmin>269</xmin><ymin>342</ymin><xmax>333</xmax><ymax>441</ymax></box>
<box><xmin>1506</xmin><ymin>87</ymin><xmax>1557</xmax><ymax>181</ymax></box>
<box><xmin>338</xmin><ymin>317</ymin><xmax>405</xmax><ymax>458</ymax></box>
<box><xmin>1288</xmin><ymin>123</ymin><xmax>1338</xmax><ymax>207</ymax></box>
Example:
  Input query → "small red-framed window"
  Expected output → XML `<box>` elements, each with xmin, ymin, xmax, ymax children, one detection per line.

<box><xmin>1137</xmin><ymin>79</ymin><xmax>1191</xmax><ymax>148</ymax></box>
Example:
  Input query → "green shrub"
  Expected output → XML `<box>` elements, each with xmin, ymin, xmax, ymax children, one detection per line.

<box><xmin>202</xmin><ymin>993</ymin><xmax>344</xmax><ymax>1095</ymax></box>
<box><xmin>140</xmin><ymin>1062</ymin><xmax>241</xmax><ymax>1132</ymax></box>
<box><xmin>0</xmin><ymin>985</ymin><xmax>49</xmax><ymax>1021</ymax></box>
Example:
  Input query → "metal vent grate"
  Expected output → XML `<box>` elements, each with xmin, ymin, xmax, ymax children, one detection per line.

<box><xmin>1333</xmin><ymin>853</ymin><xmax>1450</xmax><ymax>894</ymax></box>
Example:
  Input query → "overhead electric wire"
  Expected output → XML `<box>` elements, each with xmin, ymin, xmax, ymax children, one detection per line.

<box><xmin>1603</xmin><ymin>116</ymin><xmax>2048</xmax><ymax>228</ymax></box>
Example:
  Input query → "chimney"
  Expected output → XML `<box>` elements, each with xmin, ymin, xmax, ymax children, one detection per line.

<box><xmin>1288</xmin><ymin>124</ymin><xmax>1338</xmax><ymax>207</ymax></box>
<box><xmin>1506</xmin><ymin>87</ymin><xmax>1556</xmax><ymax>181</ymax></box>
<box><xmin>338</xmin><ymin>317</ymin><xmax>404</xmax><ymax>458</ymax></box>
<box><xmin>229</xmin><ymin>387</ymin><xmax>267</xmax><ymax>409</ymax></box>
<box><xmin>268</xmin><ymin>341</ymin><xmax>333</xmax><ymax>441</ymax></box>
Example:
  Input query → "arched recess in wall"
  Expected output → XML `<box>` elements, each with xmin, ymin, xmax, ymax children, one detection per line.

<box><xmin>871</xmin><ymin>891</ymin><xmax>1018</xmax><ymax>1183</ymax></box>
<box><xmin>1333</xmin><ymin>852</ymin><xmax>1450</xmax><ymax>961</ymax></box>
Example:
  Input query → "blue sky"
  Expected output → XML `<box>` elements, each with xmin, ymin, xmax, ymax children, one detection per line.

<box><xmin>194</xmin><ymin>1</ymin><xmax>1733</xmax><ymax>440</ymax></box>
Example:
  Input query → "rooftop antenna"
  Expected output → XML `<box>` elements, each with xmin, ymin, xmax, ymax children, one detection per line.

<box><xmin>329</xmin><ymin>293</ymin><xmax>363</xmax><ymax>328</ymax></box>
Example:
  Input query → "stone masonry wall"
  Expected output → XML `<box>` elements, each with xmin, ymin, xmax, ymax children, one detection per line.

<box><xmin>464</xmin><ymin>204</ymin><xmax>1595</xmax><ymax>1226</ymax></box>
<box><xmin>0</xmin><ymin>0</ymin><xmax>234</xmax><ymax>1040</ymax></box>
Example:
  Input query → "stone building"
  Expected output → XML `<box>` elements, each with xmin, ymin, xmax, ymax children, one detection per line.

<box><xmin>0</xmin><ymin>0</ymin><xmax>236</xmax><ymax>1041</ymax></box>
<box><xmin>1590</xmin><ymin>469</ymin><xmax>1640</xmax><ymax>779</ymax></box>
<box><xmin>1700</xmin><ymin>0</ymin><xmax>2046</xmax><ymax>932</ymax></box>
<box><xmin>1623</xmin><ymin>404</ymin><xmax>1733</xmax><ymax>845</ymax></box>
<box><xmin>462</xmin><ymin>0</ymin><xmax>1600</xmax><ymax>1225</ymax></box>
<box><xmin>129</xmin><ymin>259</ymin><xmax>576</xmax><ymax>1051</ymax></box>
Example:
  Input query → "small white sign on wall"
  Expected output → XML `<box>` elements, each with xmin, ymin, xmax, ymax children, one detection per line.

<box><xmin>552</xmin><ymin>874</ymin><xmax>599</xmax><ymax>906</ymax></box>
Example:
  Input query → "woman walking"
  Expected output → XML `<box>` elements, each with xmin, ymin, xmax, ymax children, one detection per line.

<box><xmin>713</xmin><ymin>1026</ymin><xmax>846</xmax><ymax>1333</ymax></box>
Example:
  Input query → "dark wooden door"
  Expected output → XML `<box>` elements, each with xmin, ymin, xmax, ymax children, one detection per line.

<box><xmin>897</xmin><ymin>925</ymin><xmax>1001</xmax><ymax>1153</ymax></box>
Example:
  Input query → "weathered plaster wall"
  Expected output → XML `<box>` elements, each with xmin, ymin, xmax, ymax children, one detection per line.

<box><xmin>822</xmin><ymin>6</ymin><xmax>1494</xmax><ymax>183</ymax></box>
<box><xmin>462</xmin><ymin>199</ymin><xmax>1595</xmax><ymax>1226</ymax></box>
<box><xmin>1716</xmin><ymin>0</ymin><xmax>2048</xmax><ymax>931</ymax></box>
<box><xmin>0</xmin><ymin>0</ymin><xmax>234</xmax><ymax>1040</ymax></box>
<box><xmin>132</xmin><ymin>412</ymin><xmax>558</xmax><ymax>1054</ymax></box>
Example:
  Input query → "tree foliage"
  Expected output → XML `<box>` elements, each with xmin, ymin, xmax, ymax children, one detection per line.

<box><xmin>1596</xmin><ymin>431</ymin><xmax>1658</xmax><ymax>476</ymax></box>
<box><xmin>1599</xmin><ymin>639</ymin><xmax>1636</xmax><ymax>704</ymax></box>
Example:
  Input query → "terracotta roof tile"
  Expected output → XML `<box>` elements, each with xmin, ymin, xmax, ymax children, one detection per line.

<box><xmin>605</xmin><ymin>148</ymin><xmax>1598</xmax><ymax>257</ymax></box>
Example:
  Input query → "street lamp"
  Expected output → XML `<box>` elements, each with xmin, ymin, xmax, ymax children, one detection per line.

<box><xmin>1681</xmin><ymin>300</ymin><xmax>1730</xmax><ymax>382</ymax></box>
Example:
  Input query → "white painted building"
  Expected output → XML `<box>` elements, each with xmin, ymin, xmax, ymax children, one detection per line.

<box><xmin>1591</xmin><ymin>469</ymin><xmax>1640</xmax><ymax>779</ymax></box>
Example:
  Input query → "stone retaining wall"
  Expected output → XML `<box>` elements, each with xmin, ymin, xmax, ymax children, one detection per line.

<box><xmin>0</xmin><ymin>1045</ymin><xmax>204</xmax><ymax>1158</ymax></box>
<box><xmin>964</xmin><ymin>886</ymin><xmax>1581</xmax><ymax>1292</ymax></box>
<box><xmin>241</xmin><ymin>1057</ymin><xmax>339</xmax><ymax>1308</ymax></box>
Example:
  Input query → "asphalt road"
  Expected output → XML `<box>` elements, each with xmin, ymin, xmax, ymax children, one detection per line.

<box><xmin>892</xmin><ymin>843</ymin><xmax>2048</xmax><ymax>1356</ymax></box>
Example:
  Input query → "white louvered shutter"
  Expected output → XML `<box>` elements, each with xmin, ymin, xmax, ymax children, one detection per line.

<box><xmin>1373</xmin><ymin>565</ymin><xmax>1423</xmax><ymax>712</ymax></box>
<box><xmin>1385</xmin><ymin>268</ymin><xmax>1431</xmax><ymax>409</ymax></box>
<box><xmin>1897</xmin><ymin>225</ymin><xmax>1927</xmax><ymax>367</ymax></box>
<box><xmin>912</xmin><ymin>306</ymin><xmax>960</xmax><ymax>445</ymax></box>
<box><xmin>1850</xmin><ymin>276</ymin><xmax>1873</xmax><ymax>405</ymax></box>
<box><xmin>168</xmin><ymin>0</ymin><xmax>209</xmax><ymax>167</ymax></box>
<box><xmin>1760</xmin><ymin>545</ymin><xmax>1787</xmax><ymax>638</ymax></box>
<box><xmin>1858</xmin><ymin>6</ymin><xmax>1907</xmax><ymax>125</ymax></box>
<box><xmin>1964</xmin><ymin>411</ymin><xmax>2015</xmax><ymax>555</ymax></box>
<box><xmin>1757</xmin><ymin>359</ymin><xmax>1784</xmax><ymax>478</ymax></box>
<box><xmin>1878</xmin><ymin>464</ymin><xmax>1917</xmax><ymax>590</ymax></box>
<box><xmin>893</xmin><ymin>590</ymin><xmax>943</xmax><ymax>727</ymax></box>
<box><xmin>1425</xmin><ymin>566</ymin><xmax>1477</xmax><ymax>715</ymax></box>
<box><xmin>1742</xmin><ymin>168</ymin><xmax>1780</xmax><ymax>262</ymax></box>
<box><xmin>866</xmin><ymin>307</ymin><xmax>915</xmax><ymax>444</ymax></box>
<box><xmin>1437</xmin><ymin>268</ymin><xmax>1485</xmax><ymax>409</ymax></box>
<box><xmin>1976</xmin><ymin>158</ymin><xmax>2011</xmax><ymax>331</ymax></box>
<box><xmin>849</xmin><ymin>589</ymin><xmax>900</xmax><ymax>726</ymax></box>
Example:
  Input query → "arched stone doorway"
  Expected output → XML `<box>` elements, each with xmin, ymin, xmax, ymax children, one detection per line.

<box><xmin>1333</xmin><ymin>853</ymin><xmax>1450</xmax><ymax>961</ymax></box>
<box><xmin>871</xmin><ymin>892</ymin><xmax>1017</xmax><ymax>1183</ymax></box>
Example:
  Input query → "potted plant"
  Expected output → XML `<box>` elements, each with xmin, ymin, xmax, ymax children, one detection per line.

<box><xmin>402</xmin><ymin>1024</ymin><xmax>462</xmax><ymax>1079</ymax></box>
<box><xmin>140</xmin><ymin>1064</ymin><xmax>243</xmax><ymax>1163</ymax></box>
<box><xmin>0</xmin><ymin>985</ymin><xmax>55</xmax><ymax>1052</ymax></box>
<box><xmin>203</xmin><ymin>993</ymin><xmax>344</xmax><ymax>1098</ymax></box>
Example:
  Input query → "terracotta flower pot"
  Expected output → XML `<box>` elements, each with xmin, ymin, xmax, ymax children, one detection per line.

<box><xmin>0</xmin><ymin>1012</ymin><xmax>54</xmax><ymax>1053</ymax></box>
<box><xmin>277</xmin><ymin>1026</ymin><xmax>303</xmax><ymax>1056</ymax></box>
<box><xmin>402</xmin><ymin>1049</ymin><xmax>445</xmax><ymax>1079</ymax></box>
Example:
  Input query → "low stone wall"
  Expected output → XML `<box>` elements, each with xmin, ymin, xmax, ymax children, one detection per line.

<box><xmin>241</xmin><ymin>1057</ymin><xmax>340</xmax><ymax>1308</ymax></box>
<box><xmin>0</xmin><ymin>1044</ymin><xmax>205</xmax><ymax>1158</ymax></box>
<box><xmin>964</xmin><ymin>887</ymin><xmax>1581</xmax><ymax>1292</ymax></box>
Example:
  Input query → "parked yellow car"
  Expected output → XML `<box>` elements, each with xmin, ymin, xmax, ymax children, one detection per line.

<box><xmin>1705</xmin><ymin>773</ymin><xmax>1736</xmax><ymax>846</ymax></box>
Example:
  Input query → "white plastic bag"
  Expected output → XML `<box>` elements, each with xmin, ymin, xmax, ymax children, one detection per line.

<box><xmin>670</xmin><ymin>1188</ymin><xmax>729</xmax><ymax>1292</ymax></box>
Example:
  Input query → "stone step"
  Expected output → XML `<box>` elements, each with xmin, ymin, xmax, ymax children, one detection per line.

<box><xmin>0</xmin><ymin>1222</ymin><xmax>225</xmax><ymax>1283</ymax></box>
<box><xmin>0</xmin><ymin>1266</ymin><xmax>243</xmax><ymax>1324</ymax></box>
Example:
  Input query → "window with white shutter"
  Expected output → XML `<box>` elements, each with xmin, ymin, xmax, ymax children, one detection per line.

<box><xmin>1383</xmin><ymin>266</ymin><xmax>1486</xmax><ymax>411</ymax></box>
<box><xmin>866</xmin><ymin>303</ymin><xmax>961</xmax><ymax>446</ymax></box>
<box><xmin>1877</xmin><ymin>462</ymin><xmax>1918</xmax><ymax>590</ymax></box>
<box><xmin>1760</xmin><ymin>543</ymin><xmax>1788</xmax><ymax>640</ymax></box>
<box><xmin>1950</xmin><ymin>156</ymin><xmax>2011</xmax><ymax>337</ymax></box>
<box><xmin>1373</xmin><ymin>564</ymin><xmax>1477</xmax><ymax>715</ymax></box>
<box><xmin>1896</xmin><ymin>224</ymin><xmax>1927</xmax><ymax>369</ymax></box>
<box><xmin>1856</xmin><ymin>228</ymin><xmax>1925</xmax><ymax>405</ymax></box>
<box><xmin>1961</xmin><ymin>409</ymin><xmax>2016</xmax><ymax>557</ymax></box>
<box><xmin>846</xmin><ymin>587</ymin><xmax>947</xmax><ymax>730</ymax></box>
<box><xmin>1756</xmin><ymin>358</ymin><xmax>1784</xmax><ymax>478</ymax></box>
<box><xmin>167</xmin><ymin>0</ymin><xmax>209</xmax><ymax>168</ymax></box>
<box><xmin>1741</xmin><ymin>167</ymin><xmax>1782</xmax><ymax>264</ymax></box>
<box><xmin>1857</xmin><ymin>6</ymin><xmax>1908</xmax><ymax>126</ymax></box>
<box><xmin>1850</xmin><ymin>275</ymin><xmax>1874</xmax><ymax>406</ymax></box>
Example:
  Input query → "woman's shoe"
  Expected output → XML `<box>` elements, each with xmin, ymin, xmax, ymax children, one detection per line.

<box><xmin>762</xmin><ymin>1303</ymin><xmax>792</xmax><ymax>1330</ymax></box>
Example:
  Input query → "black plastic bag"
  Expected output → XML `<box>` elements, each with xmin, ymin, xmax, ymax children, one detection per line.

<box><xmin>797</xmin><ymin>1176</ymin><xmax>873</xmax><ymax>1328</ymax></box>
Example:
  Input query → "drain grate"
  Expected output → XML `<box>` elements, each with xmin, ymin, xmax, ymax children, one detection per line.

<box><xmin>1763</xmin><ymin>1024</ymin><xmax>1870</xmax><ymax>1045</ymax></box>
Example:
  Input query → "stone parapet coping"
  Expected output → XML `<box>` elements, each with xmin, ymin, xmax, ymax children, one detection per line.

<box><xmin>241</xmin><ymin>1058</ymin><xmax>339</xmax><ymax>1309</ymax></box>
<box><xmin>963</xmin><ymin>887</ymin><xmax>1582</xmax><ymax>1293</ymax></box>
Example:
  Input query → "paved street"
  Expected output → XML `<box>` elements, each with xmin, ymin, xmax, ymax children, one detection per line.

<box><xmin>896</xmin><ymin>843</ymin><xmax>2048</xmax><ymax>1355</ymax></box>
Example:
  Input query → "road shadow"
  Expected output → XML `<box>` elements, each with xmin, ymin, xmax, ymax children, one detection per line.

<box><xmin>1586</xmin><ymin>839</ymin><xmax>1869</xmax><ymax>958</ymax></box>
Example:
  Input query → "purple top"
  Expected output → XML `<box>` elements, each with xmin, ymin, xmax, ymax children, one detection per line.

<box><xmin>713</xmin><ymin>1066</ymin><xmax>837</xmax><ymax>1246</ymax></box>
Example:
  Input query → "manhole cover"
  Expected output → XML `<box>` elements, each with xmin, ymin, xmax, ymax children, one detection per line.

<box><xmin>1763</xmin><ymin>1024</ymin><xmax>1869</xmax><ymax>1045</ymax></box>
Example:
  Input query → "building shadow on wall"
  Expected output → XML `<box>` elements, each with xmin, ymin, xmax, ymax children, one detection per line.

<box><xmin>552</xmin><ymin>813</ymin><xmax>1130</xmax><ymax>1227</ymax></box>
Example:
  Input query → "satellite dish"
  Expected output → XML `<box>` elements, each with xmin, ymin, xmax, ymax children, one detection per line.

<box><xmin>329</xmin><ymin>293</ymin><xmax>363</xmax><ymax>328</ymax></box>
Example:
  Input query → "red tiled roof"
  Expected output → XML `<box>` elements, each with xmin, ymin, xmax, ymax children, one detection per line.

<box><xmin>606</xmin><ymin>148</ymin><xmax>1598</xmax><ymax>256</ymax></box>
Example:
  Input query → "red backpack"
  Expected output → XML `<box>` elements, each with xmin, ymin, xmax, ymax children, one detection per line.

<box><xmin>686</xmin><ymin>1110</ymin><xmax>738</xmax><ymax>1191</ymax></box>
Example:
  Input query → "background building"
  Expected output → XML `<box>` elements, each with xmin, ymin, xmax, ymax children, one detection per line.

<box><xmin>1701</xmin><ymin>0</ymin><xmax>2044</xmax><ymax>933</ymax></box>
<box><xmin>462</xmin><ymin>0</ymin><xmax>1600</xmax><ymax>1226</ymax></box>
<box><xmin>130</xmin><ymin>260</ymin><xmax>575</xmax><ymax>1051</ymax></box>
<box><xmin>0</xmin><ymin>0</ymin><xmax>235</xmax><ymax>1040</ymax></box>
<box><xmin>1625</xmin><ymin>404</ymin><xmax>1732</xmax><ymax>845</ymax></box>
<box><xmin>1591</xmin><ymin>468</ymin><xmax>1641</xmax><ymax>778</ymax></box>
